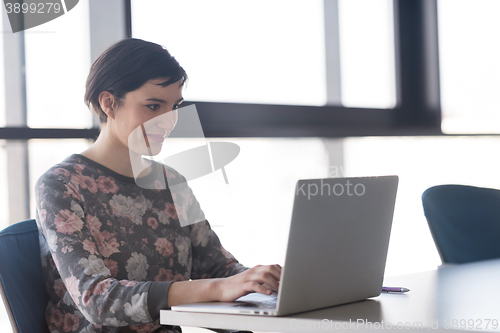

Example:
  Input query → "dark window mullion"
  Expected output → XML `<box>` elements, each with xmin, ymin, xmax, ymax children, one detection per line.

<box><xmin>393</xmin><ymin>0</ymin><xmax>442</xmax><ymax>128</ymax></box>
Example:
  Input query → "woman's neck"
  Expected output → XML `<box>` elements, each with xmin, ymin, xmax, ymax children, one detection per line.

<box><xmin>81</xmin><ymin>129</ymin><xmax>151</xmax><ymax>178</ymax></box>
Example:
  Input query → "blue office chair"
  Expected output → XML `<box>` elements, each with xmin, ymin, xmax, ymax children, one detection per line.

<box><xmin>422</xmin><ymin>185</ymin><xmax>500</xmax><ymax>264</ymax></box>
<box><xmin>0</xmin><ymin>219</ymin><xmax>50</xmax><ymax>333</ymax></box>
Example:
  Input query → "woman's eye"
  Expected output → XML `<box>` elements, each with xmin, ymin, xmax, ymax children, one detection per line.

<box><xmin>147</xmin><ymin>104</ymin><xmax>160</xmax><ymax>111</ymax></box>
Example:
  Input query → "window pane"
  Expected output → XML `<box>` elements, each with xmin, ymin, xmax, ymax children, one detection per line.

<box><xmin>338</xmin><ymin>0</ymin><xmax>396</xmax><ymax>109</ymax></box>
<box><xmin>29</xmin><ymin>139</ymin><xmax>92</xmax><ymax>218</ymax></box>
<box><xmin>132</xmin><ymin>0</ymin><xmax>327</xmax><ymax>106</ymax></box>
<box><xmin>439</xmin><ymin>0</ymin><xmax>500</xmax><ymax>133</ymax></box>
<box><xmin>344</xmin><ymin>136</ymin><xmax>500</xmax><ymax>275</ymax></box>
<box><xmin>149</xmin><ymin>136</ymin><xmax>481</xmax><ymax>277</ymax></box>
<box><xmin>0</xmin><ymin>142</ymin><xmax>13</xmax><ymax>333</ymax></box>
<box><xmin>0</xmin><ymin>141</ymin><xmax>8</xmax><ymax>229</ymax></box>
<box><xmin>0</xmin><ymin>6</ymin><xmax>5</xmax><ymax>127</ymax></box>
<box><xmin>166</xmin><ymin>138</ymin><xmax>329</xmax><ymax>267</ymax></box>
<box><xmin>25</xmin><ymin>2</ymin><xmax>92</xmax><ymax>128</ymax></box>
<box><xmin>132</xmin><ymin>0</ymin><xmax>396</xmax><ymax>109</ymax></box>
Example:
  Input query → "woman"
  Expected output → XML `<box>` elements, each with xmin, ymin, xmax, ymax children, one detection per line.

<box><xmin>35</xmin><ymin>38</ymin><xmax>281</xmax><ymax>333</ymax></box>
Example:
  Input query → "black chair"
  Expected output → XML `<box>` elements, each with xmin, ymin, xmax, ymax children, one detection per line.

<box><xmin>0</xmin><ymin>219</ymin><xmax>50</xmax><ymax>333</ymax></box>
<box><xmin>422</xmin><ymin>184</ymin><xmax>500</xmax><ymax>264</ymax></box>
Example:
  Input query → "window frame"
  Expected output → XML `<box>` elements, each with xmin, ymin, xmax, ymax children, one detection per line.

<box><xmin>0</xmin><ymin>0</ymin><xmax>443</xmax><ymax>140</ymax></box>
<box><xmin>0</xmin><ymin>0</ymin><xmax>444</xmax><ymax>222</ymax></box>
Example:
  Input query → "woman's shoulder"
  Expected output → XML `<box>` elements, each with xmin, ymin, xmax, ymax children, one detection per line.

<box><xmin>36</xmin><ymin>154</ymin><xmax>99</xmax><ymax>188</ymax></box>
<box><xmin>37</xmin><ymin>154</ymin><xmax>80</xmax><ymax>180</ymax></box>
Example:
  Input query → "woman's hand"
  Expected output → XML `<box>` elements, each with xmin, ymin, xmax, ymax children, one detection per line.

<box><xmin>167</xmin><ymin>264</ymin><xmax>282</xmax><ymax>307</ymax></box>
<box><xmin>214</xmin><ymin>264</ymin><xmax>282</xmax><ymax>302</ymax></box>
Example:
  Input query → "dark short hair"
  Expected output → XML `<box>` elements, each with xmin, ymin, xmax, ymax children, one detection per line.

<box><xmin>84</xmin><ymin>38</ymin><xmax>188</xmax><ymax>123</ymax></box>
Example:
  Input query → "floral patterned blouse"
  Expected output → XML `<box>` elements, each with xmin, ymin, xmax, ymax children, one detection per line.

<box><xmin>35</xmin><ymin>154</ymin><xmax>247</xmax><ymax>333</ymax></box>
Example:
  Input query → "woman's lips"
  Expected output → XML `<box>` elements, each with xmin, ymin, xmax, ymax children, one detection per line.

<box><xmin>146</xmin><ymin>134</ymin><xmax>165</xmax><ymax>143</ymax></box>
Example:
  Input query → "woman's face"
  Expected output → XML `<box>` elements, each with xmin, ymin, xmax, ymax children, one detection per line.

<box><xmin>108</xmin><ymin>78</ymin><xmax>184</xmax><ymax>156</ymax></box>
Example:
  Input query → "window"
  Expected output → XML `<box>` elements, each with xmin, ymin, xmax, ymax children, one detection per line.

<box><xmin>25</xmin><ymin>1</ymin><xmax>92</xmax><ymax>129</ymax></box>
<box><xmin>132</xmin><ymin>0</ymin><xmax>327</xmax><ymax>106</ymax></box>
<box><xmin>149</xmin><ymin>135</ymin><xmax>500</xmax><ymax>276</ymax></box>
<box><xmin>168</xmin><ymin>137</ymin><xmax>330</xmax><ymax>267</ymax></box>
<box><xmin>344</xmin><ymin>135</ymin><xmax>500</xmax><ymax>275</ymax></box>
<box><xmin>132</xmin><ymin>0</ymin><xmax>397</xmax><ymax>109</ymax></box>
<box><xmin>438</xmin><ymin>0</ymin><xmax>500</xmax><ymax>134</ymax></box>
<box><xmin>338</xmin><ymin>0</ymin><xmax>396</xmax><ymax>108</ymax></box>
<box><xmin>28</xmin><ymin>139</ymin><xmax>92</xmax><ymax>218</ymax></box>
<box><xmin>0</xmin><ymin>6</ymin><xmax>5</xmax><ymax>127</ymax></box>
<box><xmin>0</xmin><ymin>140</ymin><xmax>12</xmax><ymax>333</ymax></box>
<box><xmin>0</xmin><ymin>142</ymin><xmax>8</xmax><ymax>230</ymax></box>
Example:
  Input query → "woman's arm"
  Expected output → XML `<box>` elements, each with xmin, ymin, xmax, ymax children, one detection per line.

<box><xmin>167</xmin><ymin>264</ymin><xmax>282</xmax><ymax>307</ymax></box>
<box><xmin>36</xmin><ymin>172</ymin><xmax>164</xmax><ymax>327</ymax></box>
<box><xmin>162</xmin><ymin>165</ymin><xmax>282</xmax><ymax>307</ymax></box>
<box><xmin>163</xmin><ymin>165</ymin><xmax>248</xmax><ymax>279</ymax></box>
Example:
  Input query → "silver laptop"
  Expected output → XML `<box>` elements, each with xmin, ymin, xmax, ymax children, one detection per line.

<box><xmin>172</xmin><ymin>176</ymin><xmax>399</xmax><ymax>316</ymax></box>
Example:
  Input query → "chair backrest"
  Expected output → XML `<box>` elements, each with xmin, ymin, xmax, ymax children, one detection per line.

<box><xmin>422</xmin><ymin>185</ymin><xmax>500</xmax><ymax>264</ymax></box>
<box><xmin>0</xmin><ymin>219</ymin><xmax>50</xmax><ymax>333</ymax></box>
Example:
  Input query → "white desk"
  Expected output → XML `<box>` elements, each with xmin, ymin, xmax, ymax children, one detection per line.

<box><xmin>161</xmin><ymin>258</ymin><xmax>500</xmax><ymax>332</ymax></box>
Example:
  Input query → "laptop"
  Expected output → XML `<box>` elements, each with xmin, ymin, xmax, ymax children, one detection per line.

<box><xmin>172</xmin><ymin>176</ymin><xmax>399</xmax><ymax>316</ymax></box>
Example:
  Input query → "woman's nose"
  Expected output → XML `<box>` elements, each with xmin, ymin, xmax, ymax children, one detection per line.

<box><xmin>156</xmin><ymin>109</ymin><xmax>178</xmax><ymax>131</ymax></box>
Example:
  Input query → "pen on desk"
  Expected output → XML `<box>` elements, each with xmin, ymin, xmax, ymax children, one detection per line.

<box><xmin>382</xmin><ymin>286</ymin><xmax>410</xmax><ymax>293</ymax></box>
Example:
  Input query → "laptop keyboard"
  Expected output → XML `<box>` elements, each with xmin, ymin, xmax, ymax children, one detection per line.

<box><xmin>235</xmin><ymin>291</ymin><xmax>278</xmax><ymax>309</ymax></box>
<box><xmin>257</xmin><ymin>298</ymin><xmax>277</xmax><ymax>308</ymax></box>
<box><xmin>236</xmin><ymin>299</ymin><xmax>277</xmax><ymax>309</ymax></box>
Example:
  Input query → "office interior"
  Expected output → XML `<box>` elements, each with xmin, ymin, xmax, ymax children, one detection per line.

<box><xmin>1</xmin><ymin>0</ymin><xmax>499</xmax><ymax>332</ymax></box>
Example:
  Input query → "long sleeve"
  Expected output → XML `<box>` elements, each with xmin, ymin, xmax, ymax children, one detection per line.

<box><xmin>189</xmin><ymin>219</ymin><xmax>248</xmax><ymax>279</ymax></box>
<box><xmin>177</xmin><ymin>174</ymin><xmax>247</xmax><ymax>279</ymax></box>
<box><xmin>160</xmin><ymin>163</ymin><xmax>248</xmax><ymax>280</ymax></box>
<box><xmin>36</xmin><ymin>173</ymin><xmax>160</xmax><ymax>329</ymax></box>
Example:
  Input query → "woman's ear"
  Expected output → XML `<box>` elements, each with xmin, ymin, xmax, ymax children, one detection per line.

<box><xmin>98</xmin><ymin>91</ymin><xmax>116</xmax><ymax>119</ymax></box>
